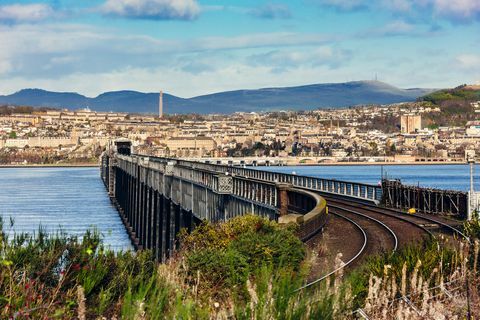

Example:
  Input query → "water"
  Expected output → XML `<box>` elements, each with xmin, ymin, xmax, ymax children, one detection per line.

<box><xmin>262</xmin><ymin>164</ymin><xmax>480</xmax><ymax>192</ymax></box>
<box><xmin>0</xmin><ymin>167</ymin><xmax>132</xmax><ymax>251</ymax></box>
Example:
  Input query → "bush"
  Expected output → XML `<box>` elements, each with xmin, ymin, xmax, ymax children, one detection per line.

<box><xmin>180</xmin><ymin>215</ymin><xmax>306</xmax><ymax>300</ymax></box>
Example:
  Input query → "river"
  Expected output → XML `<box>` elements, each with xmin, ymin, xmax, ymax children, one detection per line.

<box><xmin>0</xmin><ymin>167</ymin><xmax>132</xmax><ymax>251</ymax></box>
<box><xmin>262</xmin><ymin>164</ymin><xmax>480</xmax><ymax>191</ymax></box>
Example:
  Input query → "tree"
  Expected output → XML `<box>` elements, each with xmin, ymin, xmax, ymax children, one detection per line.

<box><xmin>9</xmin><ymin>131</ymin><xmax>17</xmax><ymax>139</ymax></box>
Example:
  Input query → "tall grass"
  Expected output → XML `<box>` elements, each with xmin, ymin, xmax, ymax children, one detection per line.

<box><xmin>1</xmin><ymin>215</ymin><xmax>480</xmax><ymax>319</ymax></box>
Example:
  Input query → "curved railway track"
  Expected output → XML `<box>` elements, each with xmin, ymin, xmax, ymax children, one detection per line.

<box><xmin>297</xmin><ymin>211</ymin><xmax>368</xmax><ymax>290</ymax></box>
<box><xmin>301</xmin><ymin>195</ymin><xmax>468</xmax><ymax>290</ymax></box>
<box><xmin>325</xmin><ymin>197</ymin><xmax>468</xmax><ymax>241</ymax></box>
<box><xmin>299</xmin><ymin>204</ymin><xmax>399</xmax><ymax>290</ymax></box>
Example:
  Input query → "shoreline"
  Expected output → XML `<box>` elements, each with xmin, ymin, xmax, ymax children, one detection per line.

<box><xmin>0</xmin><ymin>161</ymin><xmax>470</xmax><ymax>168</ymax></box>
<box><xmin>274</xmin><ymin>161</ymin><xmax>468</xmax><ymax>166</ymax></box>
<box><xmin>0</xmin><ymin>163</ymin><xmax>99</xmax><ymax>168</ymax></box>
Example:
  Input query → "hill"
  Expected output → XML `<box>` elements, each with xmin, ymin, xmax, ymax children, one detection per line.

<box><xmin>0</xmin><ymin>81</ymin><xmax>435</xmax><ymax>114</ymax></box>
<box><xmin>419</xmin><ymin>84</ymin><xmax>480</xmax><ymax>128</ymax></box>
<box><xmin>420</xmin><ymin>84</ymin><xmax>480</xmax><ymax>105</ymax></box>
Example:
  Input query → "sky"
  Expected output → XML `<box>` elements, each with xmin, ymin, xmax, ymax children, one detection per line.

<box><xmin>0</xmin><ymin>0</ymin><xmax>479</xmax><ymax>97</ymax></box>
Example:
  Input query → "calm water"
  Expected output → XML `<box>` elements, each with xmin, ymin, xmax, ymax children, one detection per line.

<box><xmin>263</xmin><ymin>164</ymin><xmax>480</xmax><ymax>192</ymax></box>
<box><xmin>0</xmin><ymin>167</ymin><xmax>132</xmax><ymax>251</ymax></box>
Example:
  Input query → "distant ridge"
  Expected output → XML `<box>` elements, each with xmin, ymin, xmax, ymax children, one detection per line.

<box><xmin>0</xmin><ymin>81</ymin><xmax>435</xmax><ymax>114</ymax></box>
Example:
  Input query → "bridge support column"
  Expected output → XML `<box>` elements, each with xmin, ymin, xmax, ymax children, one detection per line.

<box><xmin>146</xmin><ymin>187</ymin><xmax>153</xmax><ymax>249</ymax></box>
<box><xmin>277</xmin><ymin>183</ymin><xmax>292</xmax><ymax>216</ymax></box>
<box><xmin>139</xmin><ymin>182</ymin><xmax>147</xmax><ymax>250</ymax></box>
<box><xmin>160</xmin><ymin>195</ymin><xmax>168</xmax><ymax>262</ymax></box>
<box><xmin>169</xmin><ymin>201</ymin><xmax>176</xmax><ymax>256</ymax></box>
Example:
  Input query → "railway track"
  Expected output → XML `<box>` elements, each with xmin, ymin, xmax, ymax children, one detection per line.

<box><xmin>325</xmin><ymin>197</ymin><xmax>468</xmax><ymax>242</ymax></box>
<box><xmin>301</xmin><ymin>195</ymin><xmax>468</xmax><ymax>290</ymax></box>
<box><xmin>299</xmin><ymin>204</ymin><xmax>399</xmax><ymax>290</ymax></box>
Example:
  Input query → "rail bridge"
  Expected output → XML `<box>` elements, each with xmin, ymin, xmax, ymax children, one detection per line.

<box><xmin>100</xmin><ymin>141</ymin><xmax>469</xmax><ymax>262</ymax></box>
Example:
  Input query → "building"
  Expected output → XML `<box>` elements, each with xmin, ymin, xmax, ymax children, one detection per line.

<box><xmin>165</xmin><ymin>137</ymin><xmax>216</xmax><ymax>155</ymax></box>
<box><xmin>401</xmin><ymin>115</ymin><xmax>422</xmax><ymax>133</ymax></box>
<box><xmin>159</xmin><ymin>91</ymin><xmax>163</xmax><ymax>118</ymax></box>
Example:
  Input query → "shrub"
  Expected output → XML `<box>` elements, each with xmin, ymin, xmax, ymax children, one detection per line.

<box><xmin>180</xmin><ymin>214</ymin><xmax>306</xmax><ymax>301</ymax></box>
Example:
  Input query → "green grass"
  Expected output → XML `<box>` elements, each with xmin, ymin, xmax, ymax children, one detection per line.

<box><xmin>1</xmin><ymin>215</ymin><xmax>479</xmax><ymax>319</ymax></box>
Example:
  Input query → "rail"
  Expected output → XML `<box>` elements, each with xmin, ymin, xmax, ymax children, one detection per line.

<box><xmin>296</xmin><ymin>210</ymin><xmax>368</xmax><ymax>291</ymax></box>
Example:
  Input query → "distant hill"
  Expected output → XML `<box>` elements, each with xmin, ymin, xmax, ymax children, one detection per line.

<box><xmin>0</xmin><ymin>81</ymin><xmax>435</xmax><ymax>114</ymax></box>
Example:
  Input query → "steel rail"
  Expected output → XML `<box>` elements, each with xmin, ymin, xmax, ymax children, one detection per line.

<box><xmin>325</xmin><ymin>197</ymin><xmax>468</xmax><ymax>242</ymax></box>
<box><xmin>296</xmin><ymin>209</ymin><xmax>368</xmax><ymax>291</ymax></box>
<box><xmin>326</xmin><ymin>198</ymin><xmax>434</xmax><ymax>239</ymax></box>
<box><xmin>298</xmin><ymin>204</ymin><xmax>402</xmax><ymax>290</ymax></box>
<box><xmin>328</xmin><ymin>204</ymin><xmax>399</xmax><ymax>252</ymax></box>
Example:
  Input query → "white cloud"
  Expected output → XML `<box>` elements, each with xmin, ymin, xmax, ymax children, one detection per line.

<box><xmin>358</xmin><ymin>20</ymin><xmax>429</xmax><ymax>38</ymax></box>
<box><xmin>456</xmin><ymin>54</ymin><xmax>480</xmax><ymax>69</ymax></box>
<box><xmin>248</xmin><ymin>46</ymin><xmax>350</xmax><ymax>71</ymax></box>
<box><xmin>431</xmin><ymin>0</ymin><xmax>480</xmax><ymax>21</ymax></box>
<box><xmin>101</xmin><ymin>0</ymin><xmax>200</xmax><ymax>20</ymax></box>
<box><xmin>249</xmin><ymin>3</ymin><xmax>292</xmax><ymax>19</ymax></box>
<box><xmin>317</xmin><ymin>0</ymin><xmax>480</xmax><ymax>22</ymax></box>
<box><xmin>0</xmin><ymin>3</ymin><xmax>54</xmax><ymax>23</ymax></box>
<box><xmin>0</xmin><ymin>23</ymin><xmax>338</xmax><ymax>96</ymax></box>
<box><xmin>319</xmin><ymin>0</ymin><xmax>366</xmax><ymax>10</ymax></box>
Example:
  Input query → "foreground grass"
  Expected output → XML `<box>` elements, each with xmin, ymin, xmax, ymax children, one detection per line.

<box><xmin>1</xmin><ymin>216</ymin><xmax>480</xmax><ymax>319</ymax></box>
<box><xmin>0</xmin><ymin>215</ymin><xmax>349</xmax><ymax>319</ymax></box>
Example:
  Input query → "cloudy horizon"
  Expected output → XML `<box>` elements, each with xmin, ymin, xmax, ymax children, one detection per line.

<box><xmin>0</xmin><ymin>0</ymin><xmax>479</xmax><ymax>97</ymax></box>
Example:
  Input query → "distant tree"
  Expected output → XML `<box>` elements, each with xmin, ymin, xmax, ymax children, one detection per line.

<box><xmin>9</xmin><ymin>131</ymin><xmax>17</xmax><ymax>139</ymax></box>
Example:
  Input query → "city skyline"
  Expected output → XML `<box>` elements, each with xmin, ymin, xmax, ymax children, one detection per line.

<box><xmin>0</xmin><ymin>0</ymin><xmax>479</xmax><ymax>97</ymax></box>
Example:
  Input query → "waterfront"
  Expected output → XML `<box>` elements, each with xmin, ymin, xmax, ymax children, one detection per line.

<box><xmin>263</xmin><ymin>164</ymin><xmax>480</xmax><ymax>191</ymax></box>
<box><xmin>0</xmin><ymin>167</ymin><xmax>132</xmax><ymax>251</ymax></box>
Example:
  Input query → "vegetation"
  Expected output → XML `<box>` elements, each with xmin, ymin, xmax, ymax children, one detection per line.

<box><xmin>226</xmin><ymin>141</ymin><xmax>285</xmax><ymax>157</ymax></box>
<box><xmin>1</xmin><ymin>215</ymin><xmax>340</xmax><ymax>319</ymax></box>
<box><xmin>419</xmin><ymin>85</ymin><xmax>480</xmax><ymax>127</ymax></box>
<box><xmin>420</xmin><ymin>85</ymin><xmax>480</xmax><ymax>105</ymax></box>
<box><xmin>180</xmin><ymin>215</ymin><xmax>305</xmax><ymax>299</ymax></box>
<box><xmin>0</xmin><ymin>105</ymin><xmax>58</xmax><ymax>115</ymax></box>
<box><xmin>2</xmin><ymin>215</ymin><xmax>480</xmax><ymax>319</ymax></box>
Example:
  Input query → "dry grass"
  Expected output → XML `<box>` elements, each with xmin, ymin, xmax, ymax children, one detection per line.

<box><xmin>360</xmin><ymin>240</ymin><xmax>480</xmax><ymax>320</ymax></box>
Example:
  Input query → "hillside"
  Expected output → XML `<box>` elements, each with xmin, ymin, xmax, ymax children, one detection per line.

<box><xmin>0</xmin><ymin>81</ymin><xmax>434</xmax><ymax>114</ymax></box>
<box><xmin>420</xmin><ymin>84</ymin><xmax>480</xmax><ymax>105</ymax></box>
<box><xmin>419</xmin><ymin>84</ymin><xmax>480</xmax><ymax>127</ymax></box>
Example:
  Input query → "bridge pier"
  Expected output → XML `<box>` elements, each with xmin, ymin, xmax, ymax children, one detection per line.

<box><xmin>277</xmin><ymin>183</ymin><xmax>291</xmax><ymax>216</ymax></box>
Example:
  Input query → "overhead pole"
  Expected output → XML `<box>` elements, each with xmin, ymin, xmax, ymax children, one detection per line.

<box><xmin>468</xmin><ymin>155</ymin><xmax>475</xmax><ymax>220</ymax></box>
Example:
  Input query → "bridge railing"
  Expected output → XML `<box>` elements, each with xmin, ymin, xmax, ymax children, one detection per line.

<box><xmin>285</xmin><ymin>187</ymin><xmax>328</xmax><ymax>242</ymax></box>
<box><xmin>172</xmin><ymin>158</ymin><xmax>382</xmax><ymax>203</ymax></box>
<box><xmin>123</xmin><ymin>154</ymin><xmax>328</xmax><ymax>236</ymax></box>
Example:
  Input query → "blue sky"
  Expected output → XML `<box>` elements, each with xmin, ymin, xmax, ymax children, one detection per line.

<box><xmin>0</xmin><ymin>0</ymin><xmax>479</xmax><ymax>97</ymax></box>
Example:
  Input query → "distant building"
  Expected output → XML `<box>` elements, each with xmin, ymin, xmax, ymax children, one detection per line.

<box><xmin>165</xmin><ymin>137</ymin><xmax>216</xmax><ymax>154</ymax></box>
<box><xmin>466</xmin><ymin>121</ymin><xmax>480</xmax><ymax>136</ymax></box>
<box><xmin>159</xmin><ymin>91</ymin><xmax>164</xmax><ymax>118</ymax></box>
<box><xmin>401</xmin><ymin>115</ymin><xmax>421</xmax><ymax>133</ymax></box>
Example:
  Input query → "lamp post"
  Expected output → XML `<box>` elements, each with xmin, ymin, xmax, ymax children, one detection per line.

<box><xmin>467</xmin><ymin>154</ymin><xmax>476</xmax><ymax>221</ymax></box>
